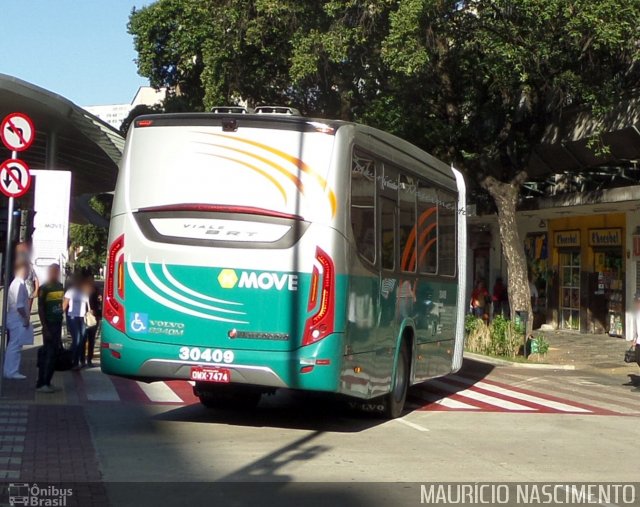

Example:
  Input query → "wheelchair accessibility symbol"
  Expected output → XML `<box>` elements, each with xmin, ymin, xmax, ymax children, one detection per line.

<box><xmin>130</xmin><ymin>313</ymin><xmax>149</xmax><ymax>334</ymax></box>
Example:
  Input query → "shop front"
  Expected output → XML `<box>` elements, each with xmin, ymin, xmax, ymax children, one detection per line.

<box><xmin>547</xmin><ymin>214</ymin><xmax>625</xmax><ymax>335</ymax></box>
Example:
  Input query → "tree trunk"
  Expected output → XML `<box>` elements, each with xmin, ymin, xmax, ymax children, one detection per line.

<box><xmin>482</xmin><ymin>173</ymin><xmax>533</xmax><ymax>335</ymax></box>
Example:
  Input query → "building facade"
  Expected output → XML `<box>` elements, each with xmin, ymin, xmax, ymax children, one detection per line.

<box><xmin>83</xmin><ymin>86</ymin><xmax>166</xmax><ymax>130</ymax></box>
<box><xmin>468</xmin><ymin>186</ymin><xmax>640</xmax><ymax>338</ymax></box>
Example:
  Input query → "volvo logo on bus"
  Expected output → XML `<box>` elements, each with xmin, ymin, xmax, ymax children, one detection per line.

<box><xmin>217</xmin><ymin>269</ymin><xmax>298</xmax><ymax>291</ymax></box>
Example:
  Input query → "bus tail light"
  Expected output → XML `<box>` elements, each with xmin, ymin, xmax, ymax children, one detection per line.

<box><xmin>302</xmin><ymin>247</ymin><xmax>335</xmax><ymax>346</ymax></box>
<box><xmin>104</xmin><ymin>235</ymin><xmax>125</xmax><ymax>333</ymax></box>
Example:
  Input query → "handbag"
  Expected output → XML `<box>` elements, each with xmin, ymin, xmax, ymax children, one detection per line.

<box><xmin>84</xmin><ymin>310</ymin><xmax>98</xmax><ymax>329</ymax></box>
<box><xmin>624</xmin><ymin>347</ymin><xmax>637</xmax><ymax>364</ymax></box>
<box><xmin>84</xmin><ymin>298</ymin><xmax>98</xmax><ymax>329</ymax></box>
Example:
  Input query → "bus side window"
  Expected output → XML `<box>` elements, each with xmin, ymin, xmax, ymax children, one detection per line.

<box><xmin>380</xmin><ymin>197</ymin><xmax>396</xmax><ymax>271</ymax></box>
<box><xmin>438</xmin><ymin>190</ymin><xmax>457</xmax><ymax>276</ymax></box>
<box><xmin>379</xmin><ymin>164</ymin><xmax>398</xmax><ymax>271</ymax></box>
<box><xmin>350</xmin><ymin>149</ymin><xmax>376</xmax><ymax>264</ymax></box>
<box><xmin>417</xmin><ymin>181</ymin><xmax>438</xmax><ymax>274</ymax></box>
<box><xmin>398</xmin><ymin>173</ymin><xmax>417</xmax><ymax>273</ymax></box>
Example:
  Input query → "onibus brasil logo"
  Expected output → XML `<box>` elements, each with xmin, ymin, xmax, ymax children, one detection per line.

<box><xmin>7</xmin><ymin>483</ymin><xmax>73</xmax><ymax>506</ymax></box>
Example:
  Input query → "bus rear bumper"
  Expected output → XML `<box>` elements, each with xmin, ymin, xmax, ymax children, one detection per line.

<box><xmin>100</xmin><ymin>326</ymin><xmax>343</xmax><ymax>393</ymax></box>
<box><xmin>138</xmin><ymin>359</ymin><xmax>287</xmax><ymax>388</ymax></box>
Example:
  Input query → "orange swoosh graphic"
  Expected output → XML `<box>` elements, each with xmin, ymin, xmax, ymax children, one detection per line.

<box><xmin>401</xmin><ymin>207</ymin><xmax>437</xmax><ymax>271</ymax></box>
<box><xmin>198</xmin><ymin>152</ymin><xmax>288</xmax><ymax>204</ymax></box>
<box><xmin>205</xmin><ymin>133</ymin><xmax>337</xmax><ymax>216</ymax></box>
<box><xmin>195</xmin><ymin>141</ymin><xmax>306</xmax><ymax>195</ymax></box>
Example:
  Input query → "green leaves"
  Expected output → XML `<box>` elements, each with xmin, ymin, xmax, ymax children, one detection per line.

<box><xmin>69</xmin><ymin>196</ymin><xmax>112</xmax><ymax>274</ymax></box>
<box><xmin>128</xmin><ymin>0</ymin><xmax>640</xmax><ymax>176</ymax></box>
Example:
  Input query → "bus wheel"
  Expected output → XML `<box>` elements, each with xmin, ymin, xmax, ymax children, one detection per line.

<box><xmin>383</xmin><ymin>340</ymin><xmax>410</xmax><ymax>419</ymax></box>
<box><xmin>195</xmin><ymin>384</ymin><xmax>262</xmax><ymax>410</ymax></box>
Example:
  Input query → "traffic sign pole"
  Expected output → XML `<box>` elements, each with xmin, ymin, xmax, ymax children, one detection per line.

<box><xmin>0</xmin><ymin>151</ymin><xmax>17</xmax><ymax>396</ymax></box>
<box><xmin>0</xmin><ymin>113</ymin><xmax>34</xmax><ymax>396</ymax></box>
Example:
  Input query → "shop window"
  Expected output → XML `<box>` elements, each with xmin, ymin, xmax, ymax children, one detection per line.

<box><xmin>350</xmin><ymin>149</ymin><xmax>376</xmax><ymax>264</ymax></box>
<box><xmin>560</xmin><ymin>251</ymin><xmax>581</xmax><ymax>331</ymax></box>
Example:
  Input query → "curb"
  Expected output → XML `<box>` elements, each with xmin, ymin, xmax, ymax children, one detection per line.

<box><xmin>464</xmin><ymin>352</ymin><xmax>576</xmax><ymax>370</ymax></box>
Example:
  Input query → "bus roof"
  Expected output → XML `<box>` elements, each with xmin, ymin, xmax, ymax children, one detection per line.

<box><xmin>132</xmin><ymin>113</ymin><xmax>455</xmax><ymax>183</ymax></box>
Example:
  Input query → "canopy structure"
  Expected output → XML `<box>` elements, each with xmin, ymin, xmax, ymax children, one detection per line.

<box><xmin>0</xmin><ymin>73</ymin><xmax>124</xmax><ymax>222</ymax></box>
<box><xmin>530</xmin><ymin>93</ymin><xmax>640</xmax><ymax>177</ymax></box>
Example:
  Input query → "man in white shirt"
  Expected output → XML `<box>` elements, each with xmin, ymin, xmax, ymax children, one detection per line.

<box><xmin>3</xmin><ymin>259</ymin><xmax>34</xmax><ymax>379</ymax></box>
<box><xmin>15</xmin><ymin>242</ymin><xmax>39</xmax><ymax>312</ymax></box>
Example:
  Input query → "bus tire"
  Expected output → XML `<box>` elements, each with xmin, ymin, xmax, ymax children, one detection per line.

<box><xmin>195</xmin><ymin>384</ymin><xmax>262</xmax><ymax>410</ymax></box>
<box><xmin>382</xmin><ymin>339</ymin><xmax>410</xmax><ymax>419</ymax></box>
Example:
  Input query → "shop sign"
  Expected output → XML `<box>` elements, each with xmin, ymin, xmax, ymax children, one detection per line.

<box><xmin>589</xmin><ymin>228</ymin><xmax>622</xmax><ymax>247</ymax></box>
<box><xmin>554</xmin><ymin>230</ymin><xmax>580</xmax><ymax>248</ymax></box>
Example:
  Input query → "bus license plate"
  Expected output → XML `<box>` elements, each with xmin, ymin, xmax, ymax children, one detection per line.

<box><xmin>190</xmin><ymin>367</ymin><xmax>231</xmax><ymax>383</ymax></box>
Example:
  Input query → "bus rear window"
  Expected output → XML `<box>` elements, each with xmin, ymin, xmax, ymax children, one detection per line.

<box><xmin>125</xmin><ymin>126</ymin><xmax>335</xmax><ymax>225</ymax></box>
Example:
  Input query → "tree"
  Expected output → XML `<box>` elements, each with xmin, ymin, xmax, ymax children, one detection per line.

<box><xmin>377</xmin><ymin>0</ymin><xmax>640</xmax><ymax>326</ymax></box>
<box><xmin>129</xmin><ymin>0</ymin><xmax>640</xmax><ymax>326</ymax></box>
<box><xmin>69</xmin><ymin>195</ymin><xmax>112</xmax><ymax>275</ymax></box>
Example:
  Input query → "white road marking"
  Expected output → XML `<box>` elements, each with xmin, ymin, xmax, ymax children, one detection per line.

<box><xmin>136</xmin><ymin>381</ymin><xmax>183</xmax><ymax>403</ymax></box>
<box><xmin>82</xmin><ymin>369</ymin><xmax>120</xmax><ymax>401</ymax></box>
<box><xmin>395</xmin><ymin>418</ymin><xmax>430</xmax><ymax>432</ymax></box>
<box><xmin>449</xmin><ymin>375</ymin><xmax>591</xmax><ymax>413</ymax></box>
<box><xmin>412</xmin><ymin>389</ymin><xmax>480</xmax><ymax>410</ymax></box>
<box><xmin>429</xmin><ymin>379</ymin><xmax>534</xmax><ymax>411</ymax></box>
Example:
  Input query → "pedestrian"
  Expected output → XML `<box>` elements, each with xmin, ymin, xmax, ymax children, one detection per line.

<box><xmin>3</xmin><ymin>259</ymin><xmax>34</xmax><ymax>379</ymax></box>
<box><xmin>63</xmin><ymin>274</ymin><xmax>90</xmax><ymax>370</ymax></box>
<box><xmin>36</xmin><ymin>263</ymin><xmax>64</xmax><ymax>393</ymax></box>
<box><xmin>15</xmin><ymin>242</ymin><xmax>39</xmax><ymax>313</ymax></box>
<box><xmin>630</xmin><ymin>292</ymin><xmax>640</xmax><ymax>390</ymax></box>
<box><xmin>470</xmin><ymin>280</ymin><xmax>491</xmax><ymax>320</ymax></box>
<box><xmin>492</xmin><ymin>277</ymin><xmax>508</xmax><ymax>317</ymax></box>
<box><xmin>83</xmin><ymin>274</ymin><xmax>102</xmax><ymax>368</ymax></box>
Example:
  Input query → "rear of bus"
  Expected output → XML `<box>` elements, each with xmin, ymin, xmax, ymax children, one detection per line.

<box><xmin>101</xmin><ymin>114</ymin><xmax>347</xmax><ymax>396</ymax></box>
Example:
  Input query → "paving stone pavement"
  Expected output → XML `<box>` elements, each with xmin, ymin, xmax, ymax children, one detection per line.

<box><xmin>538</xmin><ymin>329</ymin><xmax>636</xmax><ymax>369</ymax></box>
<box><xmin>0</xmin><ymin>314</ymin><xmax>108</xmax><ymax>506</ymax></box>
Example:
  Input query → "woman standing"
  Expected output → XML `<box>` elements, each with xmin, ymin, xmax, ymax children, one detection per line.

<box><xmin>3</xmin><ymin>259</ymin><xmax>34</xmax><ymax>379</ymax></box>
<box><xmin>63</xmin><ymin>275</ymin><xmax>90</xmax><ymax>370</ymax></box>
<box><xmin>83</xmin><ymin>275</ymin><xmax>102</xmax><ymax>368</ymax></box>
<box><xmin>470</xmin><ymin>280</ymin><xmax>491</xmax><ymax>320</ymax></box>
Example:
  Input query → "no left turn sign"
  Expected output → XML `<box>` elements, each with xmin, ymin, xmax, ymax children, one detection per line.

<box><xmin>0</xmin><ymin>159</ymin><xmax>31</xmax><ymax>198</ymax></box>
<box><xmin>1</xmin><ymin>113</ymin><xmax>35</xmax><ymax>152</ymax></box>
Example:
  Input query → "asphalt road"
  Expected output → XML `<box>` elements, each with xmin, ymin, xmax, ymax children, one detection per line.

<box><xmin>77</xmin><ymin>359</ymin><xmax>640</xmax><ymax>506</ymax></box>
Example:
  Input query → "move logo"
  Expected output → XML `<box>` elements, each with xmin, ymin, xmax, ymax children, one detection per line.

<box><xmin>217</xmin><ymin>268</ymin><xmax>298</xmax><ymax>291</ymax></box>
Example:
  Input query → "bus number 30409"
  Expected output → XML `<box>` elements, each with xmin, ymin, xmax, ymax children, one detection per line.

<box><xmin>178</xmin><ymin>347</ymin><xmax>235</xmax><ymax>364</ymax></box>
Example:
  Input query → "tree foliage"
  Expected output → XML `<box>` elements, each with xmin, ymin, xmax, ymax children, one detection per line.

<box><xmin>69</xmin><ymin>195</ymin><xmax>112</xmax><ymax>275</ymax></box>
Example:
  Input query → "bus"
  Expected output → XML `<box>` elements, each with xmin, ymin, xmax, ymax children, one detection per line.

<box><xmin>101</xmin><ymin>111</ymin><xmax>467</xmax><ymax>419</ymax></box>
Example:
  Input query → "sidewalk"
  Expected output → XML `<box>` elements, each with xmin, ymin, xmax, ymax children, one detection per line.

<box><xmin>0</xmin><ymin>314</ymin><xmax>108</xmax><ymax>506</ymax></box>
<box><xmin>536</xmin><ymin>328</ymin><xmax>637</xmax><ymax>371</ymax></box>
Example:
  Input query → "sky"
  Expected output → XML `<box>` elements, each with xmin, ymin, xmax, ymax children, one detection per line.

<box><xmin>0</xmin><ymin>0</ymin><xmax>153</xmax><ymax>106</ymax></box>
